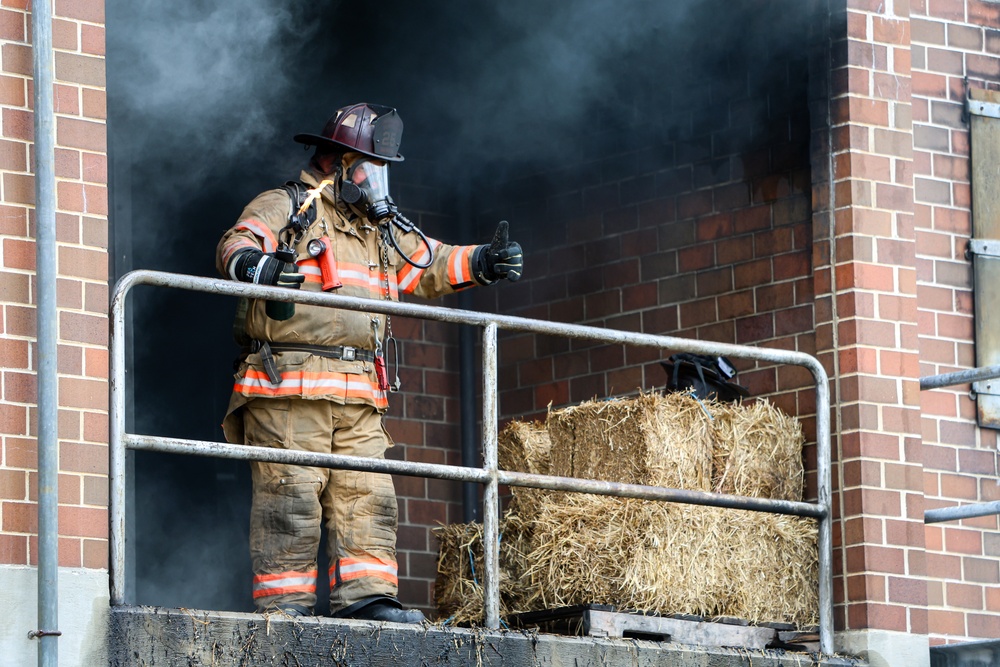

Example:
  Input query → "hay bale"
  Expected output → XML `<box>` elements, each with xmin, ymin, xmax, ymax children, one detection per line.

<box><xmin>546</xmin><ymin>393</ymin><xmax>713</xmax><ymax>490</ymax></box>
<box><xmin>433</xmin><ymin>517</ymin><xmax>533</xmax><ymax>625</ymax></box>
<box><xmin>519</xmin><ymin>496</ymin><xmax>818</xmax><ymax>627</ymax></box>
<box><xmin>710</xmin><ymin>399</ymin><xmax>805</xmax><ymax>501</ymax></box>
<box><xmin>437</xmin><ymin>394</ymin><xmax>817</xmax><ymax>628</ymax></box>
<box><xmin>498</xmin><ymin>420</ymin><xmax>551</xmax><ymax>475</ymax></box>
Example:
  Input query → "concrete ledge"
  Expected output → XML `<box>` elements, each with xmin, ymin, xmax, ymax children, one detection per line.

<box><xmin>836</xmin><ymin>630</ymin><xmax>929</xmax><ymax>667</ymax></box>
<box><xmin>0</xmin><ymin>566</ymin><xmax>108</xmax><ymax>667</ymax></box>
<box><xmin>109</xmin><ymin>605</ymin><xmax>865</xmax><ymax>666</ymax></box>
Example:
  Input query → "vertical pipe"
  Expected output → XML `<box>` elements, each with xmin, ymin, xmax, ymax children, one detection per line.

<box><xmin>31</xmin><ymin>0</ymin><xmax>58</xmax><ymax>664</ymax></box>
<box><xmin>814</xmin><ymin>370</ymin><xmax>834</xmax><ymax>655</ymax></box>
<box><xmin>481</xmin><ymin>323</ymin><xmax>500</xmax><ymax>628</ymax></box>
<box><xmin>109</xmin><ymin>283</ymin><xmax>128</xmax><ymax>605</ymax></box>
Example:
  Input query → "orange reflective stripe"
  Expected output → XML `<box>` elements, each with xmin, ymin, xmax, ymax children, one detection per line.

<box><xmin>236</xmin><ymin>369</ymin><xmax>388</xmax><ymax>408</ymax></box>
<box><xmin>396</xmin><ymin>240</ymin><xmax>439</xmax><ymax>295</ymax></box>
<box><xmin>297</xmin><ymin>258</ymin><xmax>323</xmax><ymax>284</ymax></box>
<box><xmin>222</xmin><ymin>238</ymin><xmax>261</xmax><ymax>267</ymax></box>
<box><xmin>331</xmin><ymin>557</ymin><xmax>398</xmax><ymax>585</ymax></box>
<box><xmin>252</xmin><ymin>570</ymin><xmax>317</xmax><ymax>599</ymax></box>
<box><xmin>235</xmin><ymin>218</ymin><xmax>278</xmax><ymax>253</ymax></box>
<box><xmin>446</xmin><ymin>245</ymin><xmax>476</xmax><ymax>286</ymax></box>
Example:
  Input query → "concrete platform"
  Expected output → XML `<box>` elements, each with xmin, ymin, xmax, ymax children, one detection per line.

<box><xmin>108</xmin><ymin>605</ymin><xmax>865</xmax><ymax>666</ymax></box>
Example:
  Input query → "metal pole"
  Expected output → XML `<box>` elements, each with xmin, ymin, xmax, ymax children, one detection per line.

<box><xmin>122</xmin><ymin>432</ymin><xmax>823</xmax><ymax>515</ymax></box>
<box><xmin>109</xmin><ymin>287</ymin><xmax>127</xmax><ymax>604</ymax></box>
<box><xmin>481</xmin><ymin>323</ymin><xmax>500</xmax><ymax>629</ymax></box>
<box><xmin>812</xmin><ymin>363</ymin><xmax>834</xmax><ymax>656</ymax></box>
<box><xmin>920</xmin><ymin>365</ymin><xmax>1000</xmax><ymax>391</ymax></box>
<box><xmin>30</xmin><ymin>0</ymin><xmax>59</xmax><ymax>663</ymax></box>
<box><xmin>925</xmin><ymin>501</ymin><xmax>1000</xmax><ymax>524</ymax></box>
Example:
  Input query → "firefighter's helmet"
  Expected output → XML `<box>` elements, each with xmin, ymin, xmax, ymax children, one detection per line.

<box><xmin>293</xmin><ymin>103</ymin><xmax>404</xmax><ymax>162</ymax></box>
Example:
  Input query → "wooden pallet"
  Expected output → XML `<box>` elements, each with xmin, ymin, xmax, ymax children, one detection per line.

<box><xmin>510</xmin><ymin>605</ymin><xmax>817</xmax><ymax>651</ymax></box>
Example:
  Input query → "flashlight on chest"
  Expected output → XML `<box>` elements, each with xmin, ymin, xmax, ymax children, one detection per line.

<box><xmin>307</xmin><ymin>236</ymin><xmax>343</xmax><ymax>291</ymax></box>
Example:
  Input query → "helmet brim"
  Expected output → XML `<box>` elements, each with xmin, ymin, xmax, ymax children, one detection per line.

<box><xmin>293</xmin><ymin>133</ymin><xmax>405</xmax><ymax>162</ymax></box>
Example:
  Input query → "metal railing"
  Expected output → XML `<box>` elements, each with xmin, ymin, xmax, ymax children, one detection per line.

<box><xmin>110</xmin><ymin>270</ymin><xmax>834</xmax><ymax>654</ymax></box>
<box><xmin>921</xmin><ymin>366</ymin><xmax>1000</xmax><ymax>524</ymax></box>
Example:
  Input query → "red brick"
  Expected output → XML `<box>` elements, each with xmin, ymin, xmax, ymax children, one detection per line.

<box><xmin>928</xmin><ymin>609</ymin><xmax>965</xmax><ymax>636</ymax></box>
<box><xmin>55</xmin><ymin>116</ymin><xmax>106</xmax><ymax>153</ymax></box>
<box><xmin>1</xmin><ymin>42</ymin><xmax>30</xmax><ymax>76</ymax></box>
<box><xmin>58</xmin><ymin>505</ymin><xmax>107</xmax><ymax>539</ymax></box>
<box><xmin>0</xmin><ymin>533</ymin><xmax>28</xmax><ymax>564</ymax></box>
<box><xmin>1</xmin><ymin>500</ymin><xmax>35</xmax><ymax>532</ymax></box>
<box><xmin>80</xmin><ymin>23</ymin><xmax>105</xmax><ymax>57</ymax></box>
<box><xmin>2</xmin><ymin>172</ymin><xmax>32</xmax><ymax>205</ymax></box>
<box><xmin>0</xmin><ymin>137</ymin><xmax>27</xmax><ymax>171</ymax></box>
<box><xmin>944</xmin><ymin>527</ymin><xmax>983</xmax><ymax>554</ymax></box>
<box><xmin>58</xmin><ymin>311</ymin><xmax>108</xmax><ymax>345</ymax></box>
<box><xmin>946</xmin><ymin>582</ymin><xmax>984</xmax><ymax>609</ymax></box>
<box><xmin>50</xmin><ymin>16</ymin><xmax>77</xmax><ymax>50</ymax></box>
<box><xmin>912</xmin><ymin>18</ymin><xmax>946</xmax><ymax>45</ymax></box>
<box><xmin>54</xmin><ymin>0</ymin><xmax>104</xmax><ymax>23</ymax></box>
<box><xmin>82</xmin><ymin>538</ymin><xmax>107</xmax><ymax>569</ymax></box>
<box><xmin>57</xmin><ymin>537</ymin><xmax>81</xmax><ymax>567</ymax></box>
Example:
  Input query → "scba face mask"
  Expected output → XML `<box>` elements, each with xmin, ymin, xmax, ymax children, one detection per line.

<box><xmin>340</xmin><ymin>157</ymin><xmax>395</xmax><ymax>223</ymax></box>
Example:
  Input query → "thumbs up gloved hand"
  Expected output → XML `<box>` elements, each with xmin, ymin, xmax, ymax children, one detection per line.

<box><xmin>473</xmin><ymin>221</ymin><xmax>523</xmax><ymax>285</ymax></box>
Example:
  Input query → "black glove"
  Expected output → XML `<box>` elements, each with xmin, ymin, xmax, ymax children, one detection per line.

<box><xmin>474</xmin><ymin>221</ymin><xmax>523</xmax><ymax>285</ymax></box>
<box><xmin>228</xmin><ymin>248</ymin><xmax>304</xmax><ymax>289</ymax></box>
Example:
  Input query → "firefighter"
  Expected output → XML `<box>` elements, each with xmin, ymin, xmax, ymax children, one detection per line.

<box><xmin>216</xmin><ymin>103</ymin><xmax>522</xmax><ymax>622</ymax></box>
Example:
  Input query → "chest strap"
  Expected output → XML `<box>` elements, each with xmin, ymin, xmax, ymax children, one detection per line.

<box><xmin>247</xmin><ymin>341</ymin><xmax>376</xmax><ymax>385</ymax></box>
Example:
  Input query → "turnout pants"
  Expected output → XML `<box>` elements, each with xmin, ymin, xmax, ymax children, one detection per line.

<box><xmin>243</xmin><ymin>398</ymin><xmax>398</xmax><ymax>613</ymax></box>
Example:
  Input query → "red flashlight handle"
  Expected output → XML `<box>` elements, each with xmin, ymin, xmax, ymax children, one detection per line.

<box><xmin>310</xmin><ymin>237</ymin><xmax>342</xmax><ymax>291</ymax></box>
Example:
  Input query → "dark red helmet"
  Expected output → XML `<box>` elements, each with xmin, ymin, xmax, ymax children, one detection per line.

<box><xmin>293</xmin><ymin>103</ymin><xmax>404</xmax><ymax>162</ymax></box>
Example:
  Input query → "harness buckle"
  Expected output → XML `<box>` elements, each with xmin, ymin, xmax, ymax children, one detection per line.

<box><xmin>341</xmin><ymin>346</ymin><xmax>357</xmax><ymax>362</ymax></box>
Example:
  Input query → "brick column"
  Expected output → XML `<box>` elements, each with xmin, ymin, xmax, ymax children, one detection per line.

<box><xmin>817</xmin><ymin>1</ymin><xmax>929</xmax><ymax>663</ymax></box>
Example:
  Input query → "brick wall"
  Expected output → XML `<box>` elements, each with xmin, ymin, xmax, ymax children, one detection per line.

<box><xmin>0</xmin><ymin>1</ymin><xmax>109</xmax><ymax>570</ymax></box>
<box><xmin>823</xmin><ymin>0</ymin><xmax>928</xmax><ymax>638</ymax></box>
<box><xmin>470</xmin><ymin>48</ymin><xmax>818</xmax><ymax>437</ymax></box>
<box><xmin>911</xmin><ymin>0</ymin><xmax>1000</xmax><ymax>645</ymax></box>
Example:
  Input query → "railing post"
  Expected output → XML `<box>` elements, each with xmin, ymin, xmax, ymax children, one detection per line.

<box><xmin>109</xmin><ymin>279</ymin><xmax>130</xmax><ymax>605</ymax></box>
<box><xmin>814</xmin><ymin>366</ymin><xmax>834</xmax><ymax>656</ymax></box>
<box><xmin>481</xmin><ymin>323</ymin><xmax>500</xmax><ymax>628</ymax></box>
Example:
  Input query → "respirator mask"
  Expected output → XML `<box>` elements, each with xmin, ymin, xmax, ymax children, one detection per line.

<box><xmin>339</xmin><ymin>157</ymin><xmax>395</xmax><ymax>223</ymax></box>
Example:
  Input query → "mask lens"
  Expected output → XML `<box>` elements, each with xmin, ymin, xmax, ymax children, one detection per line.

<box><xmin>345</xmin><ymin>158</ymin><xmax>393</xmax><ymax>221</ymax></box>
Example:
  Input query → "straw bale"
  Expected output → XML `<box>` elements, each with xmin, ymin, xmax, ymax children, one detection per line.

<box><xmin>436</xmin><ymin>497</ymin><xmax>817</xmax><ymax>628</ymax></box>
<box><xmin>437</xmin><ymin>394</ymin><xmax>816</xmax><ymax>628</ymax></box>
<box><xmin>709</xmin><ymin>399</ymin><xmax>805</xmax><ymax>501</ymax></box>
<box><xmin>498</xmin><ymin>420</ymin><xmax>551</xmax><ymax>475</ymax></box>
<box><xmin>546</xmin><ymin>393</ymin><xmax>713</xmax><ymax>490</ymax></box>
<box><xmin>433</xmin><ymin>517</ymin><xmax>533</xmax><ymax>625</ymax></box>
<box><xmin>519</xmin><ymin>496</ymin><xmax>818</xmax><ymax>626</ymax></box>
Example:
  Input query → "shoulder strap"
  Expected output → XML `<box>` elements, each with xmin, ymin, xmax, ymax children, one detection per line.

<box><xmin>280</xmin><ymin>180</ymin><xmax>317</xmax><ymax>235</ymax></box>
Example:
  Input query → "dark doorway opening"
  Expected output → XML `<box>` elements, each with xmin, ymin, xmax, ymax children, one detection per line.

<box><xmin>106</xmin><ymin>0</ymin><xmax>826</xmax><ymax>615</ymax></box>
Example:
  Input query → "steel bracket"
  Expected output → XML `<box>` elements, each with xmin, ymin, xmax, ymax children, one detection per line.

<box><xmin>968</xmin><ymin>239</ymin><xmax>1000</xmax><ymax>258</ymax></box>
<box><xmin>967</xmin><ymin>97</ymin><xmax>1000</xmax><ymax>120</ymax></box>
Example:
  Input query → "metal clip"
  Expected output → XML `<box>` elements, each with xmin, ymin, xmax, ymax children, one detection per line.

<box><xmin>341</xmin><ymin>346</ymin><xmax>356</xmax><ymax>362</ymax></box>
<box><xmin>386</xmin><ymin>336</ymin><xmax>401</xmax><ymax>392</ymax></box>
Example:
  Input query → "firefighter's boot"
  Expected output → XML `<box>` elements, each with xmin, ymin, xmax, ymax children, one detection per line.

<box><xmin>331</xmin><ymin>595</ymin><xmax>425</xmax><ymax>624</ymax></box>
